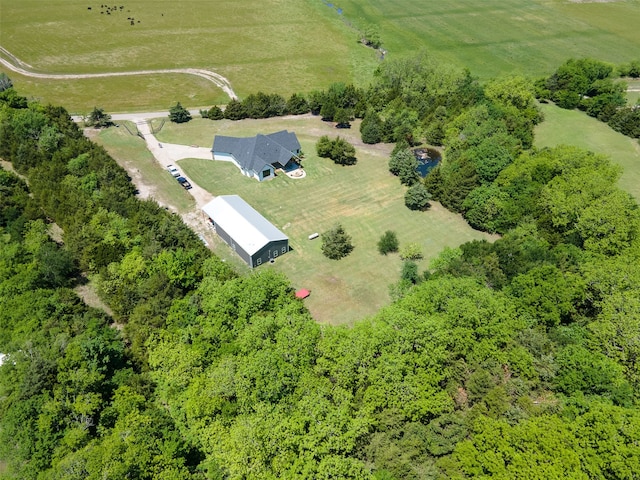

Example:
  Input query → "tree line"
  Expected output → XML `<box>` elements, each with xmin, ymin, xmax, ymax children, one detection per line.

<box><xmin>2</xmin><ymin>50</ymin><xmax>640</xmax><ymax>479</ymax></box>
<box><xmin>535</xmin><ymin>57</ymin><xmax>640</xmax><ymax>139</ymax></box>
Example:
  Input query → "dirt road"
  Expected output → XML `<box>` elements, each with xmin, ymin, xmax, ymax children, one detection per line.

<box><xmin>0</xmin><ymin>46</ymin><xmax>237</xmax><ymax>101</ymax></box>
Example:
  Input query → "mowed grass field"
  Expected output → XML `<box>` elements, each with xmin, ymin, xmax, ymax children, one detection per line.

<box><xmin>334</xmin><ymin>0</ymin><xmax>640</xmax><ymax>79</ymax></box>
<box><xmin>154</xmin><ymin>116</ymin><xmax>496</xmax><ymax>324</ymax></box>
<box><xmin>3</xmin><ymin>0</ymin><xmax>640</xmax><ymax>113</ymax></box>
<box><xmin>0</xmin><ymin>0</ymin><xmax>378</xmax><ymax>113</ymax></box>
<box><xmin>91</xmin><ymin>124</ymin><xmax>196</xmax><ymax>213</ymax></box>
<box><xmin>535</xmin><ymin>103</ymin><xmax>640</xmax><ymax>201</ymax></box>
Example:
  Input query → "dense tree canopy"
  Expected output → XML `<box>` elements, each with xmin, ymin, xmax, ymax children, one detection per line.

<box><xmin>2</xmin><ymin>56</ymin><xmax>640</xmax><ymax>479</ymax></box>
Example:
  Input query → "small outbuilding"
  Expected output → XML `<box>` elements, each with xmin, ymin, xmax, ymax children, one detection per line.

<box><xmin>202</xmin><ymin>195</ymin><xmax>289</xmax><ymax>268</ymax></box>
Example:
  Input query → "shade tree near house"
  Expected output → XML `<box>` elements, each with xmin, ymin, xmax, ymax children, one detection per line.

<box><xmin>315</xmin><ymin>135</ymin><xmax>357</xmax><ymax>166</ymax></box>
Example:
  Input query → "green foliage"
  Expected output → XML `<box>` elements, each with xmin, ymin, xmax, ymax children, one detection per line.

<box><xmin>506</xmin><ymin>265</ymin><xmax>585</xmax><ymax>327</ymax></box>
<box><xmin>316</xmin><ymin>136</ymin><xmax>357</xmax><ymax>165</ymax></box>
<box><xmin>4</xmin><ymin>62</ymin><xmax>640</xmax><ymax>480</ymax></box>
<box><xmin>242</xmin><ymin>91</ymin><xmax>286</xmax><ymax>118</ymax></box>
<box><xmin>399</xmin><ymin>243</ymin><xmax>423</xmax><ymax>261</ymax></box>
<box><xmin>201</xmin><ymin>105</ymin><xmax>224</xmax><ymax>120</ymax></box>
<box><xmin>85</xmin><ymin>107</ymin><xmax>113</xmax><ymax>128</ymax></box>
<box><xmin>321</xmin><ymin>224</ymin><xmax>354</xmax><ymax>260</ymax></box>
<box><xmin>388</xmin><ymin>149</ymin><xmax>419</xmax><ymax>186</ymax></box>
<box><xmin>222</xmin><ymin>98</ymin><xmax>247</xmax><ymax>120</ymax></box>
<box><xmin>168</xmin><ymin>102</ymin><xmax>192</xmax><ymax>123</ymax></box>
<box><xmin>285</xmin><ymin>93</ymin><xmax>310</xmax><ymax>115</ymax></box>
<box><xmin>334</xmin><ymin>108</ymin><xmax>352</xmax><ymax>128</ymax></box>
<box><xmin>361</xmin><ymin>24</ymin><xmax>382</xmax><ymax>49</ymax></box>
<box><xmin>316</xmin><ymin>135</ymin><xmax>333</xmax><ymax>157</ymax></box>
<box><xmin>377</xmin><ymin>230</ymin><xmax>399</xmax><ymax>255</ymax></box>
<box><xmin>360</xmin><ymin>110</ymin><xmax>383</xmax><ymax>144</ymax></box>
<box><xmin>401</xmin><ymin>260</ymin><xmax>419</xmax><ymax>284</ymax></box>
<box><xmin>0</xmin><ymin>72</ymin><xmax>13</xmax><ymax>92</ymax></box>
<box><xmin>404</xmin><ymin>183</ymin><xmax>432</xmax><ymax>211</ymax></box>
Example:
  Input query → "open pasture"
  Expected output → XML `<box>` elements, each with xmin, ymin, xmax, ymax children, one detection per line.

<box><xmin>334</xmin><ymin>0</ymin><xmax>640</xmax><ymax>79</ymax></box>
<box><xmin>164</xmin><ymin>116</ymin><xmax>496</xmax><ymax>324</ymax></box>
<box><xmin>0</xmin><ymin>0</ymin><xmax>377</xmax><ymax>111</ymax></box>
<box><xmin>535</xmin><ymin>103</ymin><xmax>640</xmax><ymax>201</ymax></box>
<box><xmin>3</xmin><ymin>1</ymin><xmax>640</xmax><ymax>113</ymax></box>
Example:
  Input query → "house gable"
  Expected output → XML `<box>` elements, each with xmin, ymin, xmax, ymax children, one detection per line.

<box><xmin>212</xmin><ymin>131</ymin><xmax>300</xmax><ymax>179</ymax></box>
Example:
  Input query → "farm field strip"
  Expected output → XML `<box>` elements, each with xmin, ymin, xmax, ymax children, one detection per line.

<box><xmin>3</xmin><ymin>0</ymin><xmax>640</xmax><ymax>112</ymax></box>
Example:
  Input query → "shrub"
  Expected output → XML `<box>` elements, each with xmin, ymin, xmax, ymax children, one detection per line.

<box><xmin>399</xmin><ymin>243</ymin><xmax>423</xmax><ymax>261</ymax></box>
<box><xmin>169</xmin><ymin>102</ymin><xmax>192</xmax><ymax>123</ymax></box>
<box><xmin>377</xmin><ymin>230</ymin><xmax>399</xmax><ymax>255</ymax></box>
<box><xmin>405</xmin><ymin>183</ymin><xmax>432</xmax><ymax>210</ymax></box>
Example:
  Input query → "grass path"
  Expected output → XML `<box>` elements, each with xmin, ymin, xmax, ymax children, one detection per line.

<box><xmin>535</xmin><ymin>103</ymin><xmax>640</xmax><ymax>201</ymax></box>
<box><xmin>0</xmin><ymin>46</ymin><xmax>238</xmax><ymax>100</ymax></box>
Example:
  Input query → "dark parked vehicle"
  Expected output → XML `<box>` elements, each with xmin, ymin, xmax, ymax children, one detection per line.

<box><xmin>177</xmin><ymin>176</ymin><xmax>192</xmax><ymax>190</ymax></box>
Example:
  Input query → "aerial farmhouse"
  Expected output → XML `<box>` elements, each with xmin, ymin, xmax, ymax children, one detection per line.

<box><xmin>211</xmin><ymin>130</ymin><xmax>301</xmax><ymax>181</ymax></box>
<box><xmin>202</xmin><ymin>195</ymin><xmax>289</xmax><ymax>268</ymax></box>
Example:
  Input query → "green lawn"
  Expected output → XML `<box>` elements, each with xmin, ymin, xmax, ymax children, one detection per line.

<box><xmin>534</xmin><ymin>103</ymin><xmax>640</xmax><ymax>201</ymax></box>
<box><xmin>170</xmin><ymin>116</ymin><xmax>496</xmax><ymax>324</ymax></box>
<box><xmin>93</xmin><ymin>124</ymin><xmax>196</xmax><ymax>213</ymax></box>
<box><xmin>627</xmin><ymin>79</ymin><xmax>640</xmax><ymax>105</ymax></box>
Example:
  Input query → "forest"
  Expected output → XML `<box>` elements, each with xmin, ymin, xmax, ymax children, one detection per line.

<box><xmin>1</xmin><ymin>54</ymin><xmax>639</xmax><ymax>479</ymax></box>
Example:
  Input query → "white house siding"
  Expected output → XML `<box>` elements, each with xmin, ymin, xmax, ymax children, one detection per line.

<box><xmin>213</xmin><ymin>153</ymin><xmax>235</xmax><ymax>162</ymax></box>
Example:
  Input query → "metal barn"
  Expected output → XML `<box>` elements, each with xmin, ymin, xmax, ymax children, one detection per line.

<box><xmin>202</xmin><ymin>195</ymin><xmax>289</xmax><ymax>268</ymax></box>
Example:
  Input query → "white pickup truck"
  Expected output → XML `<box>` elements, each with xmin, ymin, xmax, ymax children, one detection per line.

<box><xmin>166</xmin><ymin>165</ymin><xmax>180</xmax><ymax>177</ymax></box>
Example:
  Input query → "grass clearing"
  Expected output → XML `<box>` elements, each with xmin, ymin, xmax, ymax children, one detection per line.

<box><xmin>92</xmin><ymin>124</ymin><xmax>196</xmax><ymax>213</ymax></box>
<box><xmin>535</xmin><ymin>103</ymin><xmax>640</xmax><ymax>201</ymax></box>
<box><xmin>170</xmin><ymin>116</ymin><xmax>496</xmax><ymax>324</ymax></box>
<box><xmin>2</xmin><ymin>71</ymin><xmax>225</xmax><ymax>116</ymax></box>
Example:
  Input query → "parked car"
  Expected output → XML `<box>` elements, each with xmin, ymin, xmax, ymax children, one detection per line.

<box><xmin>167</xmin><ymin>165</ymin><xmax>180</xmax><ymax>177</ymax></box>
<box><xmin>177</xmin><ymin>176</ymin><xmax>192</xmax><ymax>190</ymax></box>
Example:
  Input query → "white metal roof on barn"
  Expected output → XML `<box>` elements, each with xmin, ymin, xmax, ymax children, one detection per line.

<box><xmin>202</xmin><ymin>195</ymin><xmax>288</xmax><ymax>255</ymax></box>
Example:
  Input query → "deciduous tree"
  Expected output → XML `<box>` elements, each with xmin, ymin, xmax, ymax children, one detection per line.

<box><xmin>321</xmin><ymin>224</ymin><xmax>354</xmax><ymax>260</ymax></box>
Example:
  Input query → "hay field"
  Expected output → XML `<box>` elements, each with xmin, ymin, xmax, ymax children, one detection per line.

<box><xmin>0</xmin><ymin>0</ymin><xmax>378</xmax><ymax>112</ymax></box>
<box><xmin>3</xmin><ymin>0</ymin><xmax>640</xmax><ymax>113</ymax></box>
<box><xmin>324</xmin><ymin>0</ymin><xmax>640</xmax><ymax>79</ymax></box>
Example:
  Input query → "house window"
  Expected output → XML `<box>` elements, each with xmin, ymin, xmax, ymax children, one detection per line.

<box><xmin>282</xmin><ymin>246</ymin><xmax>287</xmax><ymax>254</ymax></box>
<box><xmin>273</xmin><ymin>250</ymin><xmax>278</xmax><ymax>258</ymax></box>
<box><xmin>263</xmin><ymin>169</ymin><xmax>271</xmax><ymax>178</ymax></box>
<box><xmin>256</xmin><ymin>258</ymin><xmax>262</xmax><ymax>266</ymax></box>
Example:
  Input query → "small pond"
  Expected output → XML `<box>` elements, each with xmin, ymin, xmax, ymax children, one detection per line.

<box><xmin>414</xmin><ymin>147</ymin><xmax>441</xmax><ymax>177</ymax></box>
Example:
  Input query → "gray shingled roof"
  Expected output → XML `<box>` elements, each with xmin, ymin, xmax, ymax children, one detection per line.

<box><xmin>202</xmin><ymin>195</ymin><xmax>288</xmax><ymax>255</ymax></box>
<box><xmin>212</xmin><ymin>131</ymin><xmax>301</xmax><ymax>173</ymax></box>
